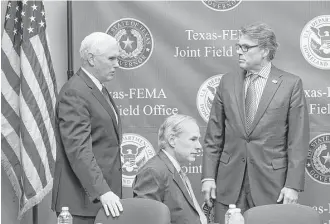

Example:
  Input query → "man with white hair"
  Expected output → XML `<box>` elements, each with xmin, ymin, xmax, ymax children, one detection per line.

<box><xmin>52</xmin><ymin>32</ymin><xmax>123</xmax><ymax>224</ymax></box>
<box><xmin>133</xmin><ymin>114</ymin><xmax>208</xmax><ymax>224</ymax></box>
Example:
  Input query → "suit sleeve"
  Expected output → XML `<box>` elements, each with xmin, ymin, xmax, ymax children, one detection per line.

<box><xmin>58</xmin><ymin>89</ymin><xmax>110</xmax><ymax>202</ymax></box>
<box><xmin>202</xmin><ymin>78</ymin><xmax>226</xmax><ymax>180</ymax></box>
<box><xmin>132</xmin><ymin>168</ymin><xmax>165</xmax><ymax>202</ymax></box>
<box><xmin>285</xmin><ymin>78</ymin><xmax>310</xmax><ymax>191</ymax></box>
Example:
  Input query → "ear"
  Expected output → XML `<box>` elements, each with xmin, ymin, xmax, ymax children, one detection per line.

<box><xmin>168</xmin><ymin>134</ymin><xmax>176</xmax><ymax>148</ymax></box>
<box><xmin>262</xmin><ymin>48</ymin><xmax>270</xmax><ymax>59</ymax></box>
<box><xmin>87</xmin><ymin>53</ymin><xmax>95</xmax><ymax>67</ymax></box>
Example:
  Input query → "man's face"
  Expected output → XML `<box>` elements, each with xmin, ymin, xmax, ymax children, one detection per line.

<box><xmin>93</xmin><ymin>42</ymin><xmax>120</xmax><ymax>83</ymax></box>
<box><xmin>236</xmin><ymin>35</ymin><xmax>266</xmax><ymax>72</ymax></box>
<box><xmin>173</xmin><ymin>120</ymin><xmax>201</xmax><ymax>164</ymax></box>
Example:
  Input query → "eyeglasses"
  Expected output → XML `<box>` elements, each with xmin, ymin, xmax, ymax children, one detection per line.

<box><xmin>235</xmin><ymin>43</ymin><xmax>259</xmax><ymax>53</ymax></box>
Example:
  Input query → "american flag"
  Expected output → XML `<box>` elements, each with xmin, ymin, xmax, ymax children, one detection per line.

<box><xmin>1</xmin><ymin>0</ymin><xmax>57</xmax><ymax>219</ymax></box>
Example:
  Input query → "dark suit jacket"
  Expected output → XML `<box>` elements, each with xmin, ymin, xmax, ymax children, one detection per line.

<box><xmin>202</xmin><ymin>65</ymin><xmax>309</xmax><ymax>206</ymax></box>
<box><xmin>51</xmin><ymin>68</ymin><xmax>122</xmax><ymax>216</ymax></box>
<box><xmin>133</xmin><ymin>151</ymin><xmax>201</xmax><ymax>224</ymax></box>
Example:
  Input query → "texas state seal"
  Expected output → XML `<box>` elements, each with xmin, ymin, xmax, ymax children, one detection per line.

<box><xmin>306</xmin><ymin>133</ymin><xmax>330</xmax><ymax>185</ymax></box>
<box><xmin>106</xmin><ymin>18</ymin><xmax>154</xmax><ymax>70</ymax></box>
<box><xmin>201</xmin><ymin>0</ymin><xmax>242</xmax><ymax>12</ymax></box>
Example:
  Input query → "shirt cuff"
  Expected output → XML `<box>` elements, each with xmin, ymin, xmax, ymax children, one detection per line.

<box><xmin>201</xmin><ymin>178</ymin><xmax>215</xmax><ymax>183</ymax></box>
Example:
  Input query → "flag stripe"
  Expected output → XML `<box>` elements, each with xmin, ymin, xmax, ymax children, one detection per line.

<box><xmin>1</xmin><ymin>51</ymin><xmax>20</xmax><ymax>96</ymax></box>
<box><xmin>29</xmin><ymin>34</ymin><xmax>57</xmax><ymax>130</ymax></box>
<box><xmin>1</xmin><ymin>70</ymin><xmax>19</xmax><ymax>127</ymax></box>
<box><xmin>39</xmin><ymin>32</ymin><xmax>58</xmax><ymax>99</ymax></box>
<box><xmin>1</xmin><ymin>149</ymin><xmax>23</xmax><ymax>198</ymax></box>
<box><xmin>1</xmin><ymin>134</ymin><xmax>22</xmax><ymax>183</ymax></box>
<box><xmin>1</xmin><ymin>93</ymin><xmax>20</xmax><ymax>136</ymax></box>
<box><xmin>20</xmin><ymin>73</ymin><xmax>55</xmax><ymax>179</ymax></box>
<box><xmin>19</xmin><ymin>85</ymin><xmax>52</xmax><ymax>187</ymax></box>
<box><xmin>1</xmin><ymin>31</ymin><xmax>21</xmax><ymax>76</ymax></box>
<box><xmin>20</xmin><ymin>138</ymin><xmax>43</xmax><ymax>199</ymax></box>
<box><xmin>21</xmin><ymin>41</ymin><xmax>56</xmax><ymax>169</ymax></box>
<box><xmin>1</xmin><ymin>106</ymin><xmax>20</xmax><ymax>162</ymax></box>
<box><xmin>1</xmin><ymin>134</ymin><xmax>36</xmax><ymax>203</ymax></box>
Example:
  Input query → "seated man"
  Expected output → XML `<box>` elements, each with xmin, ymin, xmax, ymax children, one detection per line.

<box><xmin>133</xmin><ymin>114</ymin><xmax>207</xmax><ymax>224</ymax></box>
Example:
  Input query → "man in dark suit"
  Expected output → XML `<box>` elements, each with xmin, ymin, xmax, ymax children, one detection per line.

<box><xmin>202</xmin><ymin>22</ymin><xmax>309</xmax><ymax>224</ymax></box>
<box><xmin>133</xmin><ymin>114</ymin><xmax>207</xmax><ymax>224</ymax></box>
<box><xmin>52</xmin><ymin>32</ymin><xmax>123</xmax><ymax>224</ymax></box>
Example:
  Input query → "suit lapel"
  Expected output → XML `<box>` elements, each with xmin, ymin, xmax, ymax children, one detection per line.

<box><xmin>247</xmin><ymin>65</ymin><xmax>283</xmax><ymax>135</ymax></box>
<box><xmin>158</xmin><ymin>151</ymin><xmax>196</xmax><ymax>211</ymax></box>
<box><xmin>234</xmin><ymin>69</ymin><xmax>247</xmax><ymax>136</ymax></box>
<box><xmin>104</xmin><ymin>86</ymin><xmax>122</xmax><ymax>144</ymax></box>
<box><xmin>78</xmin><ymin>68</ymin><xmax>121</xmax><ymax>142</ymax></box>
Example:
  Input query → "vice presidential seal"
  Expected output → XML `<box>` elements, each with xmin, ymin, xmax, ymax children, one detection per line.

<box><xmin>121</xmin><ymin>133</ymin><xmax>155</xmax><ymax>187</ymax></box>
<box><xmin>306</xmin><ymin>133</ymin><xmax>330</xmax><ymax>185</ymax></box>
<box><xmin>201</xmin><ymin>0</ymin><xmax>242</xmax><ymax>12</ymax></box>
<box><xmin>196</xmin><ymin>75</ymin><xmax>223</xmax><ymax>122</ymax></box>
<box><xmin>106</xmin><ymin>18</ymin><xmax>154</xmax><ymax>70</ymax></box>
<box><xmin>300</xmin><ymin>15</ymin><xmax>330</xmax><ymax>70</ymax></box>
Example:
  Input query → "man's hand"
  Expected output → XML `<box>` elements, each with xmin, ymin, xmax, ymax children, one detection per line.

<box><xmin>100</xmin><ymin>191</ymin><xmax>123</xmax><ymax>217</ymax></box>
<box><xmin>277</xmin><ymin>187</ymin><xmax>299</xmax><ymax>204</ymax></box>
<box><xmin>201</xmin><ymin>180</ymin><xmax>216</xmax><ymax>207</ymax></box>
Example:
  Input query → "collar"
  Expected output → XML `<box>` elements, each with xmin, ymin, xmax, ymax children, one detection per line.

<box><xmin>247</xmin><ymin>62</ymin><xmax>271</xmax><ymax>79</ymax></box>
<box><xmin>81</xmin><ymin>67</ymin><xmax>103</xmax><ymax>91</ymax></box>
<box><xmin>162</xmin><ymin>149</ymin><xmax>181</xmax><ymax>173</ymax></box>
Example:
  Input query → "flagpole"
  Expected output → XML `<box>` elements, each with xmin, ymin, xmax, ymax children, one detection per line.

<box><xmin>33</xmin><ymin>205</ymin><xmax>38</xmax><ymax>224</ymax></box>
<box><xmin>67</xmin><ymin>0</ymin><xmax>74</xmax><ymax>79</ymax></box>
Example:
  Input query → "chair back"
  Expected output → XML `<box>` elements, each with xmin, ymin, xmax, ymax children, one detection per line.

<box><xmin>243</xmin><ymin>204</ymin><xmax>321</xmax><ymax>224</ymax></box>
<box><xmin>94</xmin><ymin>198</ymin><xmax>171</xmax><ymax>224</ymax></box>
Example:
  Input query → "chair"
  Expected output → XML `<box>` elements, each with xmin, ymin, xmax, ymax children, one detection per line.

<box><xmin>243</xmin><ymin>204</ymin><xmax>322</xmax><ymax>224</ymax></box>
<box><xmin>94</xmin><ymin>198</ymin><xmax>171</xmax><ymax>224</ymax></box>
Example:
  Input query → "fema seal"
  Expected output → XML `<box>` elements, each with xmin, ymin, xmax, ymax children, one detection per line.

<box><xmin>196</xmin><ymin>75</ymin><xmax>223</xmax><ymax>122</ymax></box>
<box><xmin>201</xmin><ymin>0</ymin><xmax>242</xmax><ymax>12</ymax></box>
<box><xmin>121</xmin><ymin>133</ymin><xmax>155</xmax><ymax>187</ymax></box>
<box><xmin>306</xmin><ymin>133</ymin><xmax>330</xmax><ymax>185</ymax></box>
<box><xmin>300</xmin><ymin>15</ymin><xmax>330</xmax><ymax>70</ymax></box>
<box><xmin>106</xmin><ymin>18</ymin><xmax>154</xmax><ymax>70</ymax></box>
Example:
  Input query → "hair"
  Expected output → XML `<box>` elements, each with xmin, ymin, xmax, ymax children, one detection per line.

<box><xmin>241</xmin><ymin>22</ymin><xmax>279</xmax><ymax>61</ymax></box>
<box><xmin>79</xmin><ymin>32</ymin><xmax>117</xmax><ymax>62</ymax></box>
<box><xmin>158</xmin><ymin>114</ymin><xmax>197</xmax><ymax>150</ymax></box>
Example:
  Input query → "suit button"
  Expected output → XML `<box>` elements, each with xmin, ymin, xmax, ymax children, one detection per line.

<box><xmin>242</xmin><ymin>158</ymin><xmax>246</xmax><ymax>163</ymax></box>
<box><xmin>119</xmin><ymin>167</ymin><xmax>122</xmax><ymax>171</ymax></box>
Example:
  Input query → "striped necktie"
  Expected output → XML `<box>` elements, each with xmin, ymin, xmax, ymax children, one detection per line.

<box><xmin>102</xmin><ymin>86</ymin><xmax>118</xmax><ymax>125</ymax></box>
<box><xmin>180</xmin><ymin>171</ymin><xmax>208</xmax><ymax>224</ymax></box>
<box><xmin>245</xmin><ymin>74</ymin><xmax>259</xmax><ymax>132</ymax></box>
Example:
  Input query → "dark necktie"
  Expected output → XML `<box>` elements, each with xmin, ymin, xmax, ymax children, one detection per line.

<box><xmin>179</xmin><ymin>170</ymin><xmax>207</xmax><ymax>224</ymax></box>
<box><xmin>102</xmin><ymin>86</ymin><xmax>118</xmax><ymax>125</ymax></box>
<box><xmin>245</xmin><ymin>74</ymin><xmax>259</xmax><ymax>132</ymax></box>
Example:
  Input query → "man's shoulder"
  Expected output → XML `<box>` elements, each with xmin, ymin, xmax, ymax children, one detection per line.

<box><xmin>220</xmin><ymin>66</ymin><xmax>243</xmax><ymax>82</ymax></box>
<box><xmin>137</xmin><ymin>154</ymin><xmax>171</xmax><ymax>178</ymax></box>
<box><xmin>139</xmin><ymin>154</ymin><xmax>166</xmax><ymax>172</ymax></box>
<box><xmin>272</xmin><ymin>66</ymin><xmax>302</xmax><ymax>82</ymax></box>
<box><xmin>58</xmin><ymin>72</ymin><xmax>88</xmax><ymax>98</ymax></box>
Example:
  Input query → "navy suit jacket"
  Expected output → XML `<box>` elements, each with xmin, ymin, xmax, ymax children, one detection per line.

<box><xmin>52</xmin><ymin>68</ymin><xmax>122</xmax><ymax>216</ymax></box>
<box><xmin>202</xmin><ymin>65</ymin><xmax>309</xmax><ymax>206</ymax></box>
<box><xmin>133</xmin><ymin>151</ymin><xmax>201</xmax><ymax>224</ymax></box>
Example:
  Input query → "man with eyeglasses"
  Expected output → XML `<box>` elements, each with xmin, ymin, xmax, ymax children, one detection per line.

<box><xmin>201</xmin><ymin>22</ymin><xmax>309</xmax><ymax>224</ymax></box>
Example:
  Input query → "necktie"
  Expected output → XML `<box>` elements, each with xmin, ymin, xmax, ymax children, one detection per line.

<box><xmin>102</xmin><ymin>86</ymin><xmax>118</xmax><ymax>125</ymax></box>
<box><xmin>245</xmin><ymin>74</ymin><xmax>259</xmax><ymax>132</ymax></box>
<box><xmin>180</xmin><ymin>171</ymin><xmax>208</xmax><ymax>224</ymax></box>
